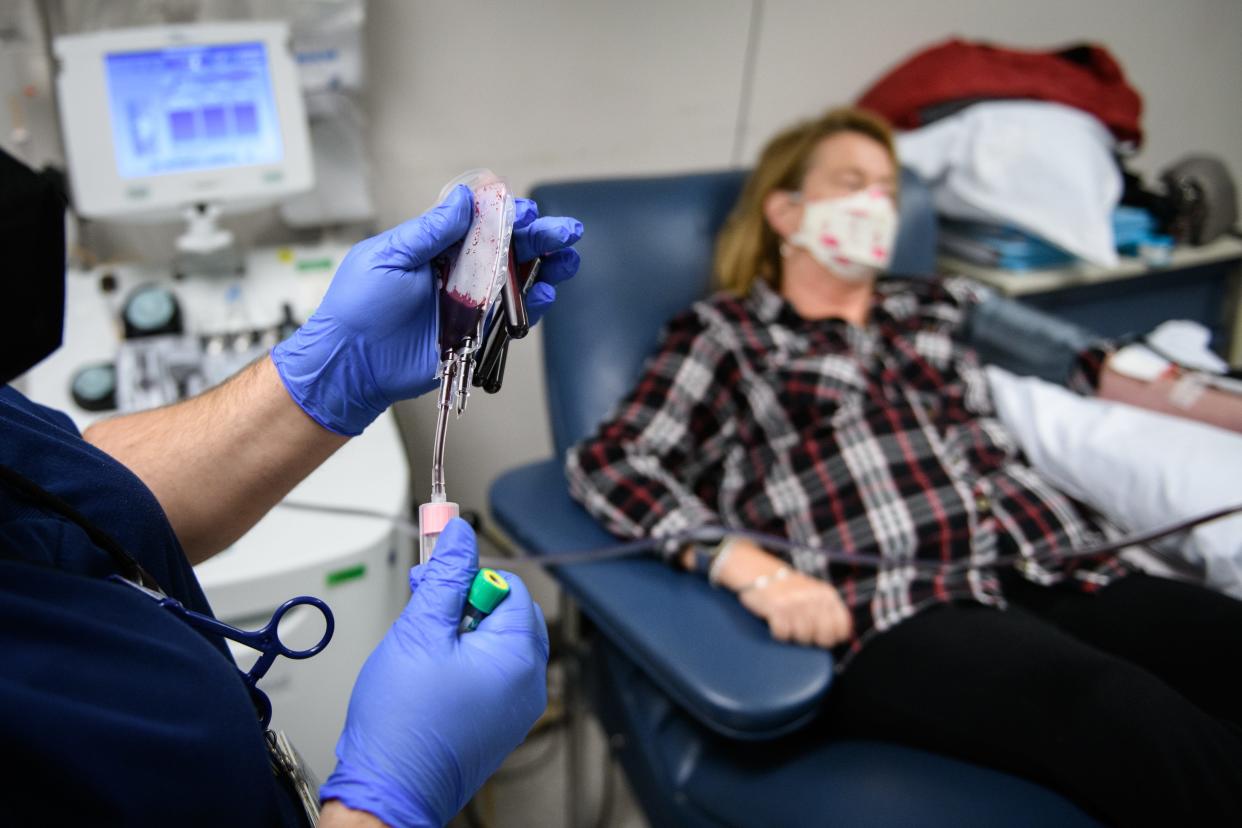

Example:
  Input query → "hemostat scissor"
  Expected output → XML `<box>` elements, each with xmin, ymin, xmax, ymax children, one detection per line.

<box><xmin>109</xmin><ymin>574</ymin><xmax>335</xmax><ymax>728</ymax></box>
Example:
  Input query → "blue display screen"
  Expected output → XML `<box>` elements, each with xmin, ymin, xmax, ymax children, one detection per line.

<box><xmin>104</xmin><ymin>41</ymin><xmax>284</xmax><ymax>179</ymax></box>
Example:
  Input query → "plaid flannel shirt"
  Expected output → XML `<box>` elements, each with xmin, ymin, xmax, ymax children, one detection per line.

<box><xmin>565</xmin><ymin>276</ymin><xmax>1127</xmax><ymax>659</ymax></box>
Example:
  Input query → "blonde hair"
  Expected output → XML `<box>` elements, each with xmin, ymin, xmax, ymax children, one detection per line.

<box><xmin>714</xmin><ymin>107</ymin><xmax>897</xmax><ymax>295</ymax></box>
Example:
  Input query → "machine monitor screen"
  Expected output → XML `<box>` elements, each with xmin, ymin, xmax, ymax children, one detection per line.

<box><xmin>104</xmin><ymin>41</ymin><xmax>284</xmax><ymax>179</ymax></box>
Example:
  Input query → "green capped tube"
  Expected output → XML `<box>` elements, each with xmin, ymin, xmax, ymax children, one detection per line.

<box><xmin>459</xmin><ymin>568</ymin><xmax>510</xmax><ymax>633</ymax></box>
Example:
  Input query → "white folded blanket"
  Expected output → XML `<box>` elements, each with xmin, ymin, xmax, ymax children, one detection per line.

<box><xmin>898</xmin><ymin>101</ymin><xmax>1122</xmax><ymax>267</ymax></box>
<box><xmin>986</xmin><ymin>365</ymin><xmax>1242</xmax><ymax>598</ymax></box>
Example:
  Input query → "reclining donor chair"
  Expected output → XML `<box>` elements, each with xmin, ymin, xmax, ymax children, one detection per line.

<box><xmin>490</xmin><ymin>168</ymin><xmax>1103</xmax><ymax>827</ymax></box>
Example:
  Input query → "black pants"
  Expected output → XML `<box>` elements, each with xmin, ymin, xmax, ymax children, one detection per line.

<box><xmin>822</xmin><ymin>574</ymin><xmax>1242</xmax><ymax>826</ymax></box>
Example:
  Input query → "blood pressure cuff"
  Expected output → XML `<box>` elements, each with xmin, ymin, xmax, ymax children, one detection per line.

<box><xmin>963</xmin><ymin>292</ymin><xmax>1100</xmax><ymax>387</ymax></box>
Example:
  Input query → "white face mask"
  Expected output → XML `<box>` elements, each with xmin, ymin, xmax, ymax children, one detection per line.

<box><xmin>789</xmin><ymin>186</ymin><xmax>898</xmax><ymax>282</ymax></box>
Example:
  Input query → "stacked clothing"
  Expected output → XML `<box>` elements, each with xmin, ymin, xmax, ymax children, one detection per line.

<box><xmin>859</xmin><ymin>39</ymin><xmax>1145</xmax><ymax>269</ymax></box>
<box><xmin>858</xmin><ymin>39</ymin><xmax>1143</xmax><ymax>146</ymax></box>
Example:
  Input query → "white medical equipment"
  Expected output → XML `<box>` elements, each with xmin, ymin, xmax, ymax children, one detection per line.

<box><xmin>53</xmin><ymin>21</ymin><xmax>313</xmax><ymax>258</ymax></box>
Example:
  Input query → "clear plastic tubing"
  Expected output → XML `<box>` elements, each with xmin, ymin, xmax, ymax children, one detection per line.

<box><xmin>430</xmin><ymin>369</ymin><xmax>454</xmax><ymax>502</ymax></box>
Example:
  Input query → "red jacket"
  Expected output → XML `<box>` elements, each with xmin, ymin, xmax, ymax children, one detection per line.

<box><xmin>857</xmin><ymin>39</ymin><xmax>1143</xmax><ymax>146</ymax></box>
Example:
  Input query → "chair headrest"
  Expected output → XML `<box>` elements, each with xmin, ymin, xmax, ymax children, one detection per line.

<box><xmin>531</xmin><ymin>167</ymin><xmax>937</xmax><ymax>457</ymax></box>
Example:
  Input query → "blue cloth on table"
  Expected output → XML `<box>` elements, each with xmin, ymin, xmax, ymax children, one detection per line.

<box><xmin>942</xmin><ymin>208</ymin><xmax>1168</xmax><ymax>271</ymax></box>
<box><xmin>1113</xmin><ymin>206</ymin><xmax>1171</xmax><ymax>256</ymax></box>
<box><xmin>939</xmin><ymin>219</ymin><xmax>1075</xmax><ymax>270</ymax></box>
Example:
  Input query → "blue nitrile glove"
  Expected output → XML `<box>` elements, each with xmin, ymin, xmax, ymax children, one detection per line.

<box><xmin>511</xmin><ymin>198</ymin><xmax>583</xmax><ymax>326</ymax></box>
<box><xmin>272</xmin><ymin>185</ymin><xmax>473</xmax><ymax>435</ymax></box>
<box><xmin>320</xmin><ymin>518</ymin><xmax>549</xmax><ymax>827</ymax></box>
<box><xmin>272</xmin><ymin>191</ymin><xmax>582</xmax><ymax>436</ymax></box>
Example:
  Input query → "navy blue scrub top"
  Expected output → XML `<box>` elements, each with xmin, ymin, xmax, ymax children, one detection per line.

<box><xmin>0</xmin><ymin>386</ymin><xmax>304</xmax><ymax>826</ymax></box>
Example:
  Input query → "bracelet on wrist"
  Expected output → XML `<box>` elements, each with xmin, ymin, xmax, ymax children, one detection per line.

<box><xmin>707</xmin><ymin>536</ymin><xmax>741</xmax><ymax>587</ymax></box>
<box><xmin>738</xmin><ymin>565</ymin><xmax>792</xmax><ymax>594</ymax></box>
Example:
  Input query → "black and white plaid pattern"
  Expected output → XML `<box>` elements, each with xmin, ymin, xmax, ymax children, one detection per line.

<box><xmin>566</xmin><ymin>276</ymin><xmax>1127</xmax><ymax>659</ymax></box>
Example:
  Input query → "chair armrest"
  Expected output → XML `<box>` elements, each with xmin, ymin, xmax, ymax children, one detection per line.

<box><xmin>489</xmin><ymin>459</ymin><xmax>835</xmax><ymax>741</ymax></box>
<box><xmin>966</xmin><ymin>293</ymin><xmax>1099</xmax><ymax>384</ymax></box>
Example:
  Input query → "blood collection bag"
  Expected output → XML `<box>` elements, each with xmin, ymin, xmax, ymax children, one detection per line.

<box><xmin>434</xmin><ymin>169</ymin><xmax>516</xmax><ymax>361</ymax></box>
<box><xmin>421</xmin><ymin>170</ymin><xmax>516</xmax><ymax>564</ymax></box>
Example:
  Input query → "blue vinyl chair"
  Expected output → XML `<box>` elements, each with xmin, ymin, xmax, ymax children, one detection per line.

<box><xmin>490</xmin><ymin>168</ymin><xmax>1101</xmax><ymax>827</ymax></box>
